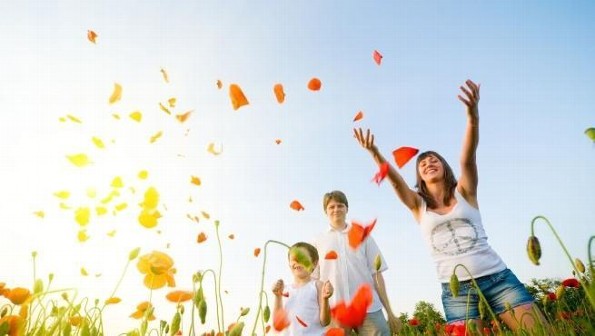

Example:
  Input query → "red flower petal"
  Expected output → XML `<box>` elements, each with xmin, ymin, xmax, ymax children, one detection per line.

<box><xmin>295</xmin><ymin>315</ymin><xmax>308</xmax><ymax>327</ymax></box>
<box><xmin>290</xmin><ymin>200</ymin><xmax>305</xmax><ymax>211</ymax></box>
<box><xmin>392</xmin><ymin>146</ymin><xmax>419</xmax><ymax>169</ymax></box>
<box><xmin>562</xmin><ymin>278</ymin><xmax>580</xmax><ymax>288</ymax></box>
<box><xmin>371</xmin><ymin>162</ymin><xmax>389</xmax><ymax>185</ymax></box>
<box><xmin>373</xmin><ymin>50</ymin><xmax>383</xmax><ymax>65</ymax></box>
<box><xmin>330</xmin><ymin>284</ymin><xmax>372</xmax><ymax>328</ymax></box>
<box><xmin>273</xmin><ymin>308</ymin><xmax>290</xmax><ymax>331</ymax></box>
<box><xmin>353</xmin><ymin>111</ymin><xmax>364</xmax><ymax>122</ymax></box>
<box><xmin>348</xmin><ymin>219</ymin><xmax>377</xmax><ymax>249</ymax></box>
<box><xmin>326</xmin><ymin>328</ymin><xmax>345</xmax><ymax>336</ymax></box>
<box><xmin>325</xmin><ymin>250</ymin><xmax>338</xmax><ymax>260</ymax></box>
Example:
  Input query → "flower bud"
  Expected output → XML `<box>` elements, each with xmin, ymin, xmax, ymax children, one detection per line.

<box><xmin>34</xmin><ymin>279</ymin><xmax>44</xmax><ymax>294</ymax></box>
<box><xmin>478</xmin><ymin>299</ymin><xmax>486</xmax><ymax>320</ymax></box>
<box><xmin>374</xmin><ymin>254</ymin><xmax>382</xmax><ymax>272</ymax></box>
<box><xmin>199</xmin><ymin>299</ymin><xmax>207</xmax><ymax>324</ymax></box>
<box><xmin>575</xmin><ymin>258</ymin><xmax>586</xmax><ymax>274</ymax></box>
<box><xmin>449</xmin><ymin>273</ymin><xmax>460</xmax><ymax>298</ymax></box>
<box><xmin>228</xmin><ymin>322</ymin><xmax>245</xmax><ymax>336</ymax></box>
<box><xmin>128</xmin><ymin>247</ymin><xmax>141</xmax><ymax>261</ymax></box>
<box><xmin>170</xmin><ymin>311</ymin><xmax>181</xmax><ymax>335</ymax></box>
<box><xmin>263</xmin><ymin>305</ymin><xmax>271</xmax><ymax>323</ymax></box>
<box><xmin>240</xmin><ymin>307</ymin><xmax>250</xmax><ymax>316</ymax></box>
<box><xmin>526</xmin><ymin>236</ymin><xmax>542</xmax><ymax>265</ymax></box>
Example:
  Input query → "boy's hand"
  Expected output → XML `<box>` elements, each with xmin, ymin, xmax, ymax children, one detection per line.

<box><xmin>272</xmin><ymin>279</ymin><xmax>284</xmax><ymax>297</ymax></box>
<box><xmin>322</xmin><ymin>281</ymin><xmax>333</xmax><ymax>299</ymax></box>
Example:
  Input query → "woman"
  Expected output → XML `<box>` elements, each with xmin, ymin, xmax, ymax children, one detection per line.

<box><xmin>354</xmin><ymin>80</ymin><xmax>547</xmax><ymax>333</ymax></box>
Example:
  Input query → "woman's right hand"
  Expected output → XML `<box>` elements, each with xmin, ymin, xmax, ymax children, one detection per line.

<box><xmin>272</xmin><ymin>279</ymin><xmax>284</xmax><ymax>297</ymax></box>
<box><xmin>353</xmin><ymin>128</ymin><xmax>377</xmax><ymax>153</ymax></box>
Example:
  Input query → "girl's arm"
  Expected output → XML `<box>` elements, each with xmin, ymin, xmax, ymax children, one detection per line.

<box><xmin>457</xmin><ymin>80</ymin><xmax>481</xmax><ymax>206</ymax></box>
<box><xmin>317</xmin><ymin>280</ymin><xmax>333</xmax><ymax>326</ymax></box>
<box><xmin>354</xmin><ymin>128</ymin><xmax>422</xmax><ymax>218</ymax></box>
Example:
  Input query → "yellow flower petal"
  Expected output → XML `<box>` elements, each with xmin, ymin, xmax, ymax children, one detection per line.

<box><xmin>115</xmin><ymin>203</ymin><xmax>128</xmax><ymax>211</ymax></box>
<box><xmin>33</xmin><ymin>210</ymin><xmax>45</xmax><ymax>218</ymax></box>
<box><xmin>75</xmin><ymin>207</ymin><xmax>91</xmax><ymax>226</ymax></box>
<box><xmin>109</xmin><ymin>83</ymin><xmax>122</xmax><ymax>104</ymax></box>
<box><xmin>67</xmin><ymin>115</ymin><xmax>82</xmax><ymax>123</ymax></box>
<box><xmin>81</xmin><ymin>267</ymin><xmax>89</xmax><ymax>276</ymax></box>
<box><xmin>107</xmin><ymin>230</ymin><xmax>116</xmax><ymax>237</ymax></box>
<box><xmin>111</xmin><ymin>176</ymin><xmax>124</xmax><ymax>188</ymax></box>
<box><xmin>66</xmin><ymin>153</ymin><xmax>91</xmax><ymax>167</ymax></box>
<box><xmin>159</xmin><ymin>102</ymin><xmax>171</xmax><ymax>115</ymax></box>
<box><xmin>78</xmin><ymin>230</ymin><xmax>89</xmax><ymax>242</ymax></box>
<box><xmin>92</xmin><ymin>137</ymin><xmax>105</xmax><ymax>149</ymax></box>
<box><xmin>96</xmin><ymin>206</ymin><xmax>108</xmax><ymax>216</ymax></box>
<box><xmin>160</xmin><ymin>68</ymin><xmax>169</xmax><ymax>83</ymax></box>
<box><xmin>53</xmin><ymin>191</ymin><xmax>70</xmax><ymax>199</ymax></box>
<box><xmin>104</xmin><ymin>297</ymin><xmax>121</xmax><ymax>305</ymax></box>
<box><xmin>168</xmin><ymin>98</ymin><xmax>177</xmax><ymax>108</ymax></box>
<box><xmin>138</xmin><ymin>170</ymin><xmax>148</xmax><ymax>179</ymax></box>
<box><xmin>87</xmin><ymin>188</ymin><xmax>97</xmax><ymax>198</ymax></box>
<box><xmin>190</xmin><ymin>176</ymin><xmax>201</xmax><ymax>186</ymax></box>
<box><xmin>129</xmin><ymin>111</ymin><xmax>142</xmax><ymax>122</ymax></box>
<box><xmin>150</xmin><ymin>131</ymin><xmax>163</xmax><ymax>143</ymax></box>
<box><xmin>207</xmin><ymin>143</ymin><xmax>222</xmax><ymax>155</ymax></box>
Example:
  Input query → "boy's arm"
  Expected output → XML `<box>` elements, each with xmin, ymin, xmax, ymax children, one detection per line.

<box><xmin>272</xmin><ymin>279</ymin><xmax>284</xmax><ymax>313</ymax></box>
<box><xmin>317</xmin><ymin>280</ymin><xmax>333</xmax><ymax>326</ymax></box>
<box><xmin>373</xmin><ymin>272</ymin><xmax>401</xmax><ymax>334</ymax></box>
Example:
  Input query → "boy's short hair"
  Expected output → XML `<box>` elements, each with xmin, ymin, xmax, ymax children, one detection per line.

<box><xmin>322</xmin><ymin>190</ymin><xmax>348</xmax><ymax>211</ymax></box>
<box><xmin>289</xmin><ymin>242</ymin><xmax>319</xmax><ymax>264</ymax></box>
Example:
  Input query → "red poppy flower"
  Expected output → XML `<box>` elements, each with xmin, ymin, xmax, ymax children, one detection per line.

<box><xmin>547</xmin><ymin>292</ymin><xmax>556</xmax><ymax>301</ymax></box>
<box><xmin>561</xmin><ymin>278</ymin><xmax>580</xmax><ymax>288</ymax></box>
<box><xmin>326</xmin><ymin>328</ymin><xmax>345</xmax><ymax>336</ymax></box>
<box><xmin>330</xmin><ymin>284</ymin><xmax>372</xmax><ymax>328</ymax></box>
<box><xmin>408</xmin><ymin>318</ymin><xmax>419</xmax><ymax>326</ymax></box>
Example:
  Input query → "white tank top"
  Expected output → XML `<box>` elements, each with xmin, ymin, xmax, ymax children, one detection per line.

<box><xmin>283</xmin><ymin>280</ymin><xmax>326</xmax><ymax>336</ymax></box>
<box><xmin>418</xmin><ymin>190</ymin><xmax>506</xmax><ymax>282</ymax></box>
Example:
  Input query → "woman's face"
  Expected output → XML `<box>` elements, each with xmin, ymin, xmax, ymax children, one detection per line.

<box><xmin>418</xmin><ymin>154</ymin><xmax>444</xmax><ymax>183</ymax></box>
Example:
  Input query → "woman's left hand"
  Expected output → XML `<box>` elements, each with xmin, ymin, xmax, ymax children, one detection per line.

<box><xmin>458</xmin><ymin>79</ymin><xmax>480</xmax><ymax>118</ymax></box>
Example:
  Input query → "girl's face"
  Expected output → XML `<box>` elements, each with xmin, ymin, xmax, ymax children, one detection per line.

<box><xmin>289</xmin><ymin>251</ymin><xmax>314</xmax><ymax>280</ymax></box>
<box><xmin>325</xmin><ymin>199</ymin><xmax>347</xmax><ymax>227</ymax></box>
<box><xmin>418</xmin><ymin>154</ymin><xmax>444</xmax><ymax>182</ymax></box>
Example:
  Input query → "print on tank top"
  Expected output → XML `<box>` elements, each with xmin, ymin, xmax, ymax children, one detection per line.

<box><xmin>431</xmin><ymin>217</ymin><xmax>478</xmax><ymax>256</ymax></box>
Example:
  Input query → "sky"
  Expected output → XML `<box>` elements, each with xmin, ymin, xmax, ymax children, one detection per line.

<box><xmin>0</xmin><ymin>0</ymin><xmax>594</xmax><ymax>334</ymax></box>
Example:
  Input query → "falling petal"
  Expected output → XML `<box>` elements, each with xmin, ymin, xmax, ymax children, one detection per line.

<box><xmin>229</xmin><ymin>84</ymin><xmax>249</xmax><ymax>110</ymax></box>
<box><xmin>87</xmin><ymin>188</ymin><xmax>97</xmax><ymax>198</ymax></box>
<box><xmin>138</xmin><ymin>170</ymin><xmax>148</xmax><ymax>179</ymax></box>
<box><xmin>308</xmin><ymin>78</ymin><xmax>322</xmax><ymax>91</ymax></box>
<box><xmin>108</xmin><ymin>83</ymin><xmax>122</xmax><ymax>104</ymax></box>
<box><xmin>216</xmin><ymin>80</ymin><xmax>223</xmax><ymax>89</ymax></box>
<box><xmin>371</xmin><ymin>162</ymin><xmax>389</xmax><ymax>185</ymax></box>
<box><xmin>254</xmin><ymin>248</ymin><xmax>261</xmax><ymax>257</ymax></box>
<box><xmin>67</xmin><ymin>115</ymin><xmax>82</xmax><ymax>123</ymax></box>
<box><xmin>78</xmin><ymin>230</ymin><xmax>89</xmax><ymax>242</ymax></box>
<box><xmin>207</xmin><ymin>142</ymin><xmax>222</xmax><ymax>155</ymax></box>
<box><xmin>191</xmin><ymin>176</ymin><xmax>201</xmax><ymax>186</ymax></box>
<box><xmin>138</xmin><ymin>209</ymin><xmax>161</xmax><ymax>228</ymax></box>
<box><xmin>115</xmin><ymin>203</ymin><xmax>128</xmax><ymax>211</ymax></box>
<box><xmin>325</xmin><ymin>250</ymin><xmax>338</xmax><ymax>260</ymax></box>
<box><xmin>91</xmin><ymin>136</ymin><xmax>105</xmax><ymax>149</ymax></box>
<box><xmin>228</xmin><ymin>234</ymin><xmax>235</xmax><ymax>240</ymax></box>
<box><xmin>290</xmin><ymin>200</ymin><xmax>305</xmax><ymax>211</ymax></box>
<box><xmin>59</xmin><ymin>202</ymin><xmax>71</xmax><ymax>209</ymax></box>
<box><xmin>201</xmin><ymin>211</ymin><xmax>210</xmax><ymax>219</ymax></box>
<box><xmin>176</xmin><ymin>110</ymin><xmax>192</xmax><ymax>123</ymax></box>
<box><xmin>66</xmin><ymin>153</ymin><xmax>91</xmax><ymax>167</ymax></box>
<box><xmin>166</xmin><ymin>290</ymin><xmax>193</xmax><ymax>303</ymax></box>
<box><xmin>373</xmin><ymin>50</ymin><xmax>383</xmax><ymax>65</ymax></box>
<box><xmin>53</xmin><ymin>191</ymin><xmax>70</xmax><ymax>199</ymax></box>
<box><xmin>129</xmin><ymin>111</ymin><xmax>142</xmax><ymax>122</ymax></box>
<box><xmin>353</xmin><ymin>111</ymin><xmax>364</xmax><ymax>122</ymax></box>
<box><xmin>159</xmin><ymin>102</ymin><xmax>171</xmax><ymax>115</ymax></box>
<box><xmin>160</xmin><ymin>68</ymin><xmax>169</xmax><ymax>83</ymax></box>
<box><xmin>197</xmin><ymin>232</ymin><xmax>207</xmax><ymax>243</ymax></box>
<box><xmin>167</xmin><ymin>98</ymin><xmax>177</xmax><ymax>108</ymax></box>
<box><xmin>273</xmin><ymin>84</ymin><xmax>285</xmax><ymax>104</ymax></box>
<box><xmin>150</xmin><ymin>131</ymin><xmax>163</xmax><ymax>143</ymax></box>
<box><xmin>105</xmin><ymin>297</ymin><xmax>121</xmax><ymax>305</ymax></box>
<box><xmin>107</xmin><ymin>230</ymin><xmax>116</xmax><ymax>237</ymax></box>
<box><xmin>348</xmin><ymin>219</ymin><xmax>377</xmax><ymax>249</ymax></box>
<box><xmin>392</xmin><ymin>146</ymin><xmax>419</xmax><ymax>169</ymax></box>
<box><xmin>330</xmin><ymin>284</ymin><xmax>372</xmax><ymax>328</ymax></box>
<box><xmin>273</xmin><ymin>308</ymin><xmax>290</xmax><ymax>332</ymax></box>
<box><xmin>33</xmin><ymin>210</ymin><xmax>45</xmax><ymax>218</ymax></box>
<box><xmin>111</xmin><ymin>176</ymin><xmax>124</xmax><ymax>188</ymax></box>
<box><xmin>585</xmin><ymin>127</ymin><xmax>595</xmax><ymax>142</ymax></box>
<box><xmin>275</xmin><ymin>139</ymin><xmax>282</xmax><ymax>145</ymax></box>
<box><xmin>112</xmin><ymin>113</ymin><xmax>121</xmax><ymax>120</ymax></box>
<box><xmin>59</xmin><ymin>117</ymin><xmax>66</xmax><ymax>122</ymax></box>
<box><xmin>87</xmin><ymin>30</ymin><xmax>98</xmax><ymax>44</ymax></box>
<box><xmin>326</xmin><ymin>328</ymin><xmax>346</xmax><ymax>336</ymax></box>
<box><xmin>81</xmin><ymin>267</ymin><xmax>89</xmax><ymax>276</ymax></box>
<box><xmin>75</xmin><ymin>207</ymin><xmax>91</xmax><ymax>226</ymax></box>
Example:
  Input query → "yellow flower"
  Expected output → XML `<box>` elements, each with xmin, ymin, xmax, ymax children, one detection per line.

<box><xmin>105</xmin><ymin>297</ymin><xmax>122</xmax><ymax>305</ymax></box>
<box><xmin>5</xmin><ymin>287</ymin><xmax>31</xmax><ymax>305</ymax></box>
<box><xmin>137</xmin><ymin>251</ymin><xmax>176</xmax><ymax>289</ymax></box>
<box><xmin>130</xmin><ymin>301</ymin><xmax>156</xmax><ymax>320</ymax></box>
<box><xmin>0</xmin><ymin>315</ymin><xmax>24</xmax><ymax>336</ymax></box>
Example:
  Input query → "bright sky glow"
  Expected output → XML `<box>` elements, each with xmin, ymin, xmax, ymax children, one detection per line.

<box><xmin>1</xmin><ymin>1</ymin><xmax>594</xmax><ymax>334</ymax></box>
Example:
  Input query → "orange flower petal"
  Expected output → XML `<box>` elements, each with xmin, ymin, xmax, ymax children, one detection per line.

<box><xmin>253</xmin><ymin>248</ymin><xmax>261</xmax><ymax>257</ymax></box>
<box><xmin>326</xmin><ymin>328</ymin><xmax>346</xmax><ymax>336</ymax></box>
<box><xmin>392</xmin><ymin>146</ymin><xmax>419</xmax><ymax>169</ymax></box>
<box><xmin>290</xmin><ymin>200</ymin><xmax>305</xmax><ymax>211</ymax></box>
<box><xmin>273</xmin><ymin>308</ymin><xmax>290</xmax><ymax>332</ymax></box>
<box><xmin>229</xmin><ymin>84</ymin><xmax>249</xmax><ymax>110</ymax></box>
<box><xmin>348</xmin><ymin>219</ymin><xmax>377</xmax><ymax>249</ymax></box>
<box><xmin>307</xmin><ymin>78</ymin><xmax>322</xmax><ymax>91</ymax></box>
<box><xmin>373</xmin><ymin>50</ymin><xmax>383</xmax><ymax>65</ymax></box>
<box><xmin>176</xmin><ymin>110</ymin><xmax>193</xmax><ymax>123</ymax></box>
<box><xmin>353</xmin><ymin>111</ymin><xmax>364</xmax><ymax>122</ymax></box>
<box><xmin>275</xmin><ymin>139</ymin><xmax>282</xmax><ymax>145</ymax></box>
<box><xmin>108</xmin><ymin>83</ymin><xmax>122</xmax><ymax>104</ymax></box>
<box><xmin>273</xmin><ymin>84</ymin><xmax>285</xmax><ymax>104</ymax></box>
<box><xmin>197</xmin><ymin>232</ymin><xmax>207</xmax><ymax>243</ymax></box>
<box><xmin>216</xmin><ymin>80</ymin><xmax>223</xmax><ymax>89</ymax></box>
<box><xmin>325</xmin><ymin>250</ymin><xmax>338</xmax><ymax>260</ymax></box>
<box><xmin>191</xmin><ymin>176</ymin><xmax>201</xmax><ymax>186</ymax></box>
<box><xmin>87</xmin><ymin>30</ymin><xmax>98</xmax><ymax>44</ymax></box>
<box><xmin>166</xmin><ymin>290</ymin><xmax>193</xmax><ymax>303</ymax></box>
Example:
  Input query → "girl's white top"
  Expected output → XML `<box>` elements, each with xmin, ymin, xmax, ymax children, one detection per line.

<box><xmin>418</xmin><ymin>190</ymin><xmax>506</xmax><ymax>282</ymax></box>
<box><xmin>283</xmin><ymin>280</ymin><xmax>326</xmax><ymax>336</ymax></box>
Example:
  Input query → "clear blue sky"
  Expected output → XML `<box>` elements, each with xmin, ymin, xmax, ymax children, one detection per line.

<box><xmin>1</xmin><ymin>0</ymin><xmax>593</xmax><ymax>333</ymax></box>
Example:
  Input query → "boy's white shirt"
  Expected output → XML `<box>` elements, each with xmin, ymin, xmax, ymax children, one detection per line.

<box><xmin>312</xmin><ymin>222</ymin><xmax>388</xmax><ymax>312</ymax></box>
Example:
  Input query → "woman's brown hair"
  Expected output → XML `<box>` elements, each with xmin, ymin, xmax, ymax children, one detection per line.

<box><xmin>414</xmin><ymin>151</ymin><xmax>457</xmax><ymax>209</ymax></box>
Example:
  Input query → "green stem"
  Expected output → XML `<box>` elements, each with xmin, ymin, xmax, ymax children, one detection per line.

<box><xmin>588</xmin><ymin>236</ymin><xmax>594</xmax><ymax>275</ymax></box>
<box><xmin>249</xmin><ymin>240</ymin><xmax>290</xmax><ymax>336</ymax></box>
<box><xmin>531</xmin><ymin>216</ymin><xmax>595</xmax><ymax>308</ymax></box>
<box><xmin>214</xmin><ymin>221</ymin><xmax>225</xmax><ymax>331</ymax></box>
<box><xmin>201</xmin><ymin>269</ymin><xmax>222</xmax><ymax>333</ymax></box>
<box><xmin>452</xmin><ymin>264</ymin><xmax>502</xmax><ymax>331</ymax></box>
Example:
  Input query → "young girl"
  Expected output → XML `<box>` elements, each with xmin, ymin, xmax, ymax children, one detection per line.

<box><xmin>354</xmin><ymin>80</ymin><xmax>547</xmax><ymax>332</ymax></box>
<box><xmin>272</xmin><ymin>242</ymin><xmax>333</xmax><ymax>336</ymax></box>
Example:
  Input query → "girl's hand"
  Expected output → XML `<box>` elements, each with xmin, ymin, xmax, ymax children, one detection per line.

<box><xmin>322</xmin><ymin>281</ymin><xmax>333</xmax><ymax>299</ymax></box>
<box><xmin>272</xmin><ymin>279</ymin><xmax>284</xmax><ymax>297</ymax></box>
<box><xmin>457</xmin><ymin>79</ymin><xmax>480</xmax><ymax>119</ymax></box>
<box><xmin>353</xmin><ymin>128</ymin><xmax>377</xmax><ymax>152</ymax></box>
